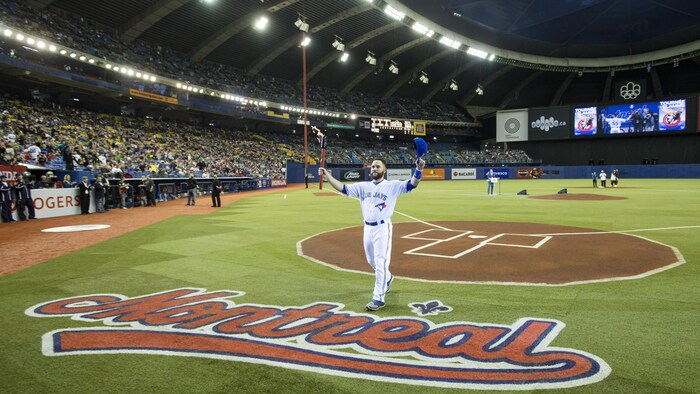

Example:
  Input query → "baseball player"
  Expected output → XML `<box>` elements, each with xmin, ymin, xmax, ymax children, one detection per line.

<box><xmin>319</xmin><ymin>139</ymin><xmax>427</xmax><ymax>311</ymax></box>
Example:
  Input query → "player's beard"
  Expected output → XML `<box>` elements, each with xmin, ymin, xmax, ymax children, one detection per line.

<box><xmin>371</xmin><ymin>169</ymin><xmax>385</xmax><ymax>181</ymax></box>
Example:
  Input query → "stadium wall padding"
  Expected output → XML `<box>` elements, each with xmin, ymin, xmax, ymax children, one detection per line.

<box><xmin>286</xmin><ymin>162</ymin><xmax>700</xmax><ymax>182</ymax></box>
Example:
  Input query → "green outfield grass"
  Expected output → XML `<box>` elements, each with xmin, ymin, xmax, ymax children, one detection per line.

<box><xmin>1</xmin><ymin>178</ymin><xmax>699</xmax><ymax>393</ymax></box>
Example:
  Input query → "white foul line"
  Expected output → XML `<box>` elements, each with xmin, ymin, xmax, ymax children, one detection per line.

<box><xmin>530</xmin><ymin>224</ymin><xmax>700</xmax><ymax>237</ymax></box>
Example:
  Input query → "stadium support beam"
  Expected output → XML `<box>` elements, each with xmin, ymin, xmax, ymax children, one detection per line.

<box><xmin>26</xmin><ymin>0</ymin><xmax>54</xmax><ymax>10</ymax></box>
<box><xmin>341</xmin><ymin>37</ymin><xmax>430</xmax><ymax>94</ymax></box>
<box><xmin>499</xmin><ymin>70</ymin><xmax>543</xmax><ymax>108</ymax></box>
<box><xmin>602</xmin><ymin>73</ymin><xmax>612</xmax><ymax>105</ymax></box>
<box><xmin>247</xmin><ymin>3</ymin><xmax>373</xmax><ymax>77</ymax></box>
<box><xmin>381</xmin><ymin>49</ymin><xmax>452</xmax><ymax>100</ymax></box>
<box><xmin>421</xmin><ymin>62</ymin><xmax>478</xmax><ymax>104</ymax></box>
<box><xmin>550</xmin><ymin>72</ymin><xmax>576</xmax><ymax>106</ymax></box>
<box><xmin>190</xmin><ymin>0</ymin><xmax>299</xmax><ymax>62</ymax></box>
<box><xmin>120</xmin><ymin>0</ymin><xmax>189</xmax><ymax>43</ymax></box>
<box><xmin>301</xmin><ymin>22</ymin><xmax>402</xmax><ymax>85</ymax></box>
<box><xmin>458</xmin><ymin>66</ymin><xmax>514</xmax><ymax>107</ymax></box>
<box><xmin>650</xmin><ymin>68</ymin><xmax>663</xmax><ymax>98</ymax></box>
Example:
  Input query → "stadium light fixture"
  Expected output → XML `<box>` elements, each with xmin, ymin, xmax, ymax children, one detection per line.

<box><xmin>3</xmin><ymin>29</ymin><xmax>11</xmax><ymax>37</ymax></box>
<box><xmin>295</xmin><ymin>16</ymin><xmax>309</xmax><ymax>32</ymax></box>
<box><xmin>48</xmin><ymin>44</ymin><xmax>57</xmax><ymax>52</ymax></box>
<box><xmin>388</xmin><ymin>61</ymin><xmax>399</xmax><ymax>74</ymax></box>
<box><xmin>339</xmin><ymin>52</ymin><xmax>349</xmax><ymax>62</ymax></box>
<box><xmin>439</xmin><ymin>36</ymin><xmax>461</xmax><ymax>49</ymax></box>
<box><xmin>300</xmin><ymin>36</ymin><xmax>311</xmax><ymax>47</ymax></box>
<box><xmin>332</xmin><ymin>36</ymin><xmax>345</xmax><ymax>51</ymax></box>
<box><xmin>15</xmin><ymin>33</ymin><xmax>24</xmax><ymax>41</ymax></box>
<box><xmin>411</xmin><ymin>22</ymin><xmax>434</xmax><ymax>37</ymax></box>
<box><xmin>449</xmin><ymin>79</ymin><xmax>458</xmax><ymax>91</ymax></box>
<box><xmin>419</xmin><ymin>71</ymin><xmax>429</xmax><ymax>84</ymax></box>
<box><xmin>488</xmin><ymin>53</ymin><xmax>496</xmax><ymax>61</ymax></box>
<box><xmin>466</xmin><ymin>47</ymin><xmax>488</xmax><ymax>59</ymax></box>
<box><xmin>384</xmin><ymin>5</ymin><xmax>405</xmax><ymax>21</ymax></box>
<box><xmin>475</xmin><ymin>84</ymin><xmax>484</xmax><ymax>95</ymax></box>
<box><xmin>254</xmin><ymin>16</ymin><xmax>269</xmax><ymax>31</ymax></box>
<box><xmin>365</xmin><ymin>51</ymin><xmax>376</xmax><ymax>65</ymax></box>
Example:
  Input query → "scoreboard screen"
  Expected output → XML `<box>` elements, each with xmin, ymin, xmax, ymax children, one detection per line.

<box><xmin>358</xmin><ymin>117</ymin><xmax>416</xmax><ymax>135</ymax></box>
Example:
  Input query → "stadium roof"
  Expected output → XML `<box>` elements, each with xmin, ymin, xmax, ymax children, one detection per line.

<box><xmin>27</xmin><ymin>0</ymin><xmax>700</xmax><ymax>111</ymax></box>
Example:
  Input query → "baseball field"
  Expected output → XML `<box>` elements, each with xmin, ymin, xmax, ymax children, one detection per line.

<box><xmin>1</xmin><ymin>178</ymin><xmax>698</xmax><ymax>393</ymax></box>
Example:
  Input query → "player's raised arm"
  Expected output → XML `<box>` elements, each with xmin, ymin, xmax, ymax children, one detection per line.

<box><xmin>319</xmin><ymin>167</ymin><xmax>345</xmax><ymax>193</ymax></box>
<box><xmin>410</xmin><ymin>157</ymin><xmax>426</xmax><ymax>187</ymax></box>
<box><xmin>410</xmin><ymin>137</ymin><xmax>428</xmax><ymax>188</ymax></box>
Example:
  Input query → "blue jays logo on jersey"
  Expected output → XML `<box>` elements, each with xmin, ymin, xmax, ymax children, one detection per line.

<box><xmin>375</xmin><ymin>202</ymin><xmax>387</xmax><ymax>211</ymax></box>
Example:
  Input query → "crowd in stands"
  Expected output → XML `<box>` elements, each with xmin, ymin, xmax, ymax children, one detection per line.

<box><xmin>0</xmin><ymin>97</ymin><xmax>302</xmax><ymax>180</ymax></box>
<box><xmin>323</xmin><ymin>141</ymin><xmax>532</xmax><ymax>166</ymax></box>
<box><xmin>0</xmin><ymin>1</ymin><xmax>471</xmax><ymax>123</ymax></box>
<box><xmin>1</xmin><ymin>96</ymin><xmax>531</xmax><ymax>178</ymax></box>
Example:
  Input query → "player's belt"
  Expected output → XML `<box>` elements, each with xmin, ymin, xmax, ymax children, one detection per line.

<box><xmin>364</xmin><ymin>220</ymin><xmax>386</xmax><ymax>226</ymax></box>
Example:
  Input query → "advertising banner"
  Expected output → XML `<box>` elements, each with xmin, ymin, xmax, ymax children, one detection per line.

<box><xmin>528</xmin><ymin>106</ymin><xmax>570</xmax><ymax>140</ymax></box>
<box><xmin>422</xmin><ymin>168</ymin><xmax>445</xmax><ymax>180</ymax></box>
<box><xmin>0</xmin><ymin>165</ymin><xmax>28</xmax><ymax>180</ymax></box>
<box><xmin>339</xmin><ymin>169</ymin><xmax>366</xmax><ymax>182</ymax></box>
<box><xmin>482</xmin><ymin>168</ymin><xmax>510</xmax><ymax>179</ymax></box>
<box><xmin>516</xmin><ymin>168</ymin><xmax>533</xmax><ymax>179</ymax></box>
<box><xmin>496</xmin><ymin>109</ymin><xmax>528</xmax><ymax>142</ymax></box>
<box><xmin>451</xmin><ymin>168</ymin><xmax>477</xmax><ymax>180</ymax></box>
<box><xmin>573</xmin><ymin>106</ymin><xmax>598</xmax><ymax>136</ymax></box>
<box><xmin>386</xmin><ymin>168</ymin><xmax>412</xmax><ymax>181</ymax></box>
<box><xmin>12</xmin><ymin>188</ymin><xmax>93</xmax><ymax>220</ymax></box>
<box><xmin>129</xmin><ymin>89</ymin><xmax>178</xmax><ymax>105</ymax></box>
<box><xmin>271</xmin><ymin>179</ymin><xmax>287</xmax><ymax>187</ymax></box>
<box><xmin>658</xmin><ymin>99</ymin><xmax>686</xmax><ymax>131</ymax></box>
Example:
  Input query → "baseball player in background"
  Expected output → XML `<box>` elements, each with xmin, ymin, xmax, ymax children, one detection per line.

<box><xmin>319</xmin><ymin>153</ymin><xmax>426</xmax><ymax>311</ymax></box>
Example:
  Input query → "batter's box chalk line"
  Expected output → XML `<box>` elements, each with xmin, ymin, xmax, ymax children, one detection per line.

<box><xmin>402</xmin><ymin>228</ymin><xmax>552</xmax><ymax>259</ymax></box>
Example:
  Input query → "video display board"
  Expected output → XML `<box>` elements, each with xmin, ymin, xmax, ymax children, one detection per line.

<box><xmin>528</xmin><ymin>106</ymin><xmax>569</xmax><ymax>140</ymax></box>
<box><xmin>600</xmin><ymin>99</ymin><xmax>686</xmax><ymax>134</ymax></box>
<box><xmin>573</xmin><ymin>106</ymin><xmax>598</xmax><ymax>136</ymax></box>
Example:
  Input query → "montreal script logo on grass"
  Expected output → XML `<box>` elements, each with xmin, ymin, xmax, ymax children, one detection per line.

<box><xmin>26</xmin><ymin>288</ymin><xmax>610</xmax><ymax>390</ymax></box>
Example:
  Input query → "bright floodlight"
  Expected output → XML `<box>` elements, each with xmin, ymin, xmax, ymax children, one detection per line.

<box><xmin>300</xmin><ymin>36</ymin><xmax>311</xmax><ymax>47</ymax></box>
<box><xmin>254</xmin><ymin>16</ymin><xmax>269</xmax><ymax>30</ymax></box>
<box><xmin>339</xmin><ymin>52</ymin><xmax>349</xmax><ymax>62</ymax></box>
<box><xmin>467</xmin><ymin>47</ymin><xmax>488</xmax><ymax>59</ymax></box>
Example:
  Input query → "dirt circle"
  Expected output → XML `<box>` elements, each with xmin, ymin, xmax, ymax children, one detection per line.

<box><xmin>529</xmin><ymin>193</ymin><xmax>628</xmax><ymax>200</ymax></box>
<box><xmin>300</xmin><ymin>221</ymin><xmax>681</xmax><ymax>285</ymax></box>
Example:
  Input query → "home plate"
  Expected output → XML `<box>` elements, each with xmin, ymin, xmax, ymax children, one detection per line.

<box><xmin>468</xmin><ymin>235</ymin><xmax>488</xmax><ymax>239</ymax></box>
<box><xmin>42</xmin><ymin>224</ymin><xmax>111</xmax><ymax>233</ymax></box>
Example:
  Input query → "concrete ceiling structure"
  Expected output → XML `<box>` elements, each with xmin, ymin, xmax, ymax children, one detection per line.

<box><xmin>35</xmin><ymin>0</ymin><xmax>700</xmax><ymax>111</ymax></box>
